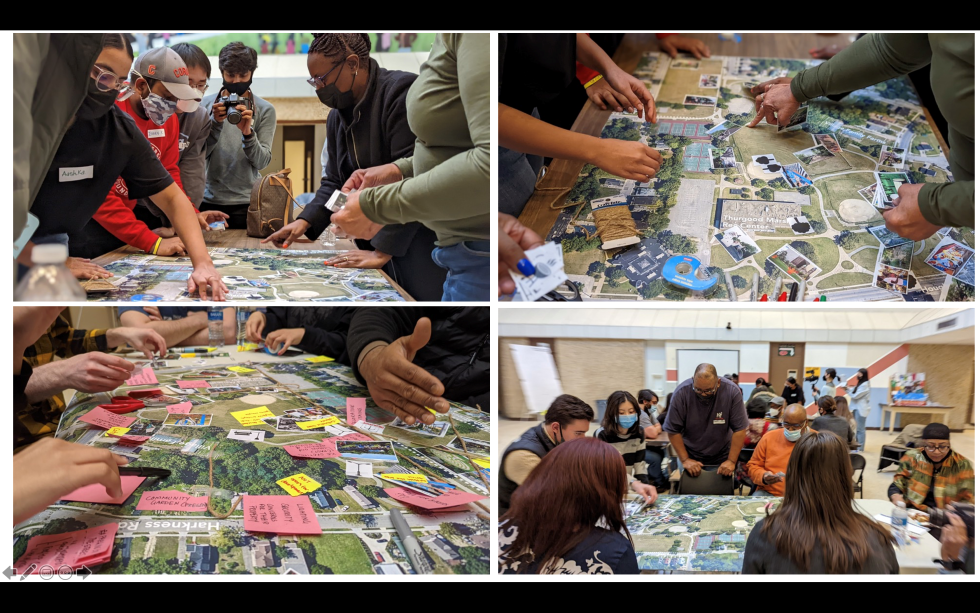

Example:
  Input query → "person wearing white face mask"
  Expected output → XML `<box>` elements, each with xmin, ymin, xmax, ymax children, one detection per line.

<box><xmin>68</xmin><ymin>46</ymin><xmax>228</xmax><ymax>260</ymax></box>
<box><xmin>746</xmin><ymin>404</ymin><xmax>809</xmax><ymax>497</ymax></box>
<box><xmin>597</xmin><ymin>390</ymin><xmax>658</xmax><ymax>504</ymax></box>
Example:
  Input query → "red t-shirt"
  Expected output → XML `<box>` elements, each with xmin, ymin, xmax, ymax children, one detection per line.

<box><xmin>576</xmin><ymin>34</ymin><xmax>676</xmax><ymax>85</ymax></box>
<box><xmin>92</xmin><ymin>100</ymin><xmax>189</xmax><ymax>253</ymax></box>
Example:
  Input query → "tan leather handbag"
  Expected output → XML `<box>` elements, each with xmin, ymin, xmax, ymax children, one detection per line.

<box><xmin>247</xmin><ymin>168</ymin><xmax>296</xmax><ymax>238</ymax></box>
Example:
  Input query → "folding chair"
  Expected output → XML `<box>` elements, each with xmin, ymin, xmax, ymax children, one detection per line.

<box><xmin>850</xmin><ymin>453</ymin><xmax>866</xmax><ymax>499</ymax></box>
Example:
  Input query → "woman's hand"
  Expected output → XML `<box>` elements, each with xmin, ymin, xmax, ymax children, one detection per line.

<box><xmin>747</xmin><ymin>78</ymin><xmax>798</xmax><ymax>128</ymax></box>
<box><xmin>197</xmin><ymin>210</ymin><xmax>230</xmax><ymax>230</ymax></box>
<box><xmin>156</xmin><ymin>237</ymin><xmax>187</xmax><ymax>256</ymax></box>
<box><xmin>498</xmin><ymin>213</ymin><xmax>545</xmax><ymax>296</ymax></box>
<box><xmin>265</xmin><ymin>328</ymin><xmax>306</xmax><ymax>355</ymax></box>
<box><xmin>659</xmin><ymin>35</ymin><xmax>711</xmax><ymax>60</ymax></box>
<box><xmin>589</xmin><ymin>138</ymin><xmax>663</xmax><ymax>182</ymax></box>
<box><xmin>324</xmin><ymin>250</ymin><xmax>392</xmax><ymax>269</ymax></box>
<box><xmin>331</xmin><ymin>191</ymin><xmax>384</xmax><ymax>240</ymax></box>
<box><xmin>188</xmin><ymin>261</ymin><xmax>228</xmax><ymax>301</ymax></box>
<box><xmin>245</xmin><ymin>311</ymin><xmax>266</xmax><ymax>343</ymax></box>
<box><xmin>262</xmin><ymin>219</ymin><xmax>311</xmax><ymax>249</ymax></box>
<box><xmin>342</xmin><ymin>163</ymin><xmax>403</xmax><ymax>192</ymax></box>
<box><xmin>603</xmin><ymin>66</ymin><xmax>657</xmax><ymax>122</ymax></box>
<box><xmin>587</xmin><ymin>78</ymin><xmax>636</xmax><ymax>113</ymax></box>
<box><xmin>106</xmin><ymin>327</ymin><xmax>168</xmax><ymax>358</ymax></box>
<box><xmin>66</xmin><ymin>257</ymin><xmax>112</xmax><ymax>279</ymax></box>
<box><xmin>631</xmin><ymin>480</ymin><xmax>658</xmax><ymax>504</ymax></box>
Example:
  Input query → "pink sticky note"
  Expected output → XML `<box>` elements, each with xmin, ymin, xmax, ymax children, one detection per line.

<box><xmin>79</xmin><ymin>407</ymin><xmax>137</xmax><ymax>430</ymax></box>
<box><xmin>125</xmin><ymin>367</ymin><xmax>159</xmax><ymax>387</ymax></box>
<box><xmin>61</xmin><ymin>476</ymin><xmax>145</xmax><ymax>505</ymax></box>
<box><xmin>243</xmin><ymin>495</ymin><xmax>322</xmax><ymax>535</ymax></box>
<box><xmin>166</xmin><ymin>402</ymin><xmax>193</xmax><ymax>414</ymax></box>
<box><xmin>136</xmin><ymin>490</ymin><xmax>209</xmax><ymax>512</ymax></box>
<box><xmin>384</xmin><ymin>487</ymin><xmax>487</xmax><ymax>510</ymax></box>
<box><xmin>177</xmin><ymin>380</ymin><xmax>210</xmax><ymax>389</ymax></box>
<box><xmin>283</xmin><ymin>442</ymin><xmax>337</xmax><ymax>459</ymax></box>
<box><xmin>14</xmin><ymin>523</ymin><xmax>119</xmax><ymax>574</ymax></box>
<box><xmin>346</xmin><ymin>397</ymin><xmax>367</xmax><ymax>425</ymax></box>
<box><xmin>118</xmin><ymin>435</ymin><xmax>151</xmax><ymax>447</ymax></box>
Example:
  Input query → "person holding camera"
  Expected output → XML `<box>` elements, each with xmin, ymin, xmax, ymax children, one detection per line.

<box><xmin>202</xmin><ymin>42</ymin><xmax>277</xmax><ymax>229</ymax></box>
<box><xmin>888</xmin><ymin>423</ymin><xmax>975</xmax><ymax>512</ymax></box>
<box><xmin>261</xmin><ymin>33</ymin><xmax>446</xmax><ymax>302</ymax></box>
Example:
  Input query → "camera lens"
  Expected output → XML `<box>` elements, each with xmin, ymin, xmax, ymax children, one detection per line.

<box><xmin>227</xmin><ymin>108</ymin><xmax>242</xmax><ymax>124</ymax></box>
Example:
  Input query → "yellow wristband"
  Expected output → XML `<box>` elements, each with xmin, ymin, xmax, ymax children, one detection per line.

<box><xmin>151</xmin><ymin>237</ymin><xmax>162</xmax><ymax>255</ymax></box>
<box><xmin>584</xmin><ymin>74</ymin><xmax>603</xmax><ymax>89</ymax></box>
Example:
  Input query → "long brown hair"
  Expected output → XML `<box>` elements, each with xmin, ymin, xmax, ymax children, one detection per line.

<box><xmin>601</xmin><ymin>390</ymin><xmax>642</xmax><ymax>438</ymax></box>
<box><xmin>817</xmin><ymin>395</ymin><xmax>837</xmax><ymax>415</ymax></box>
<box><xmin>500</xmin><ymin>438</ymin><xmax>631</xmax><ymax>573</ymax></box>
<box><xmin>760</xmin><ymin>431</ymin><xmax>893</xmax><ymax>573</ymax></box>
<box><xmin>834</xmin><ymin>395</ymin><xmax>854</xmax><ymax>422</ymax></box>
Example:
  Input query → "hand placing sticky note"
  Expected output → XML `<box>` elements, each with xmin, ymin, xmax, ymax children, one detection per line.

<box><xmin>346</xmin><ymin>397</ymin><xmax>366</xmax><ymax>425</ymax></box>
<box><xmin>227</xmin><ymin>366</ymin><xmax>256</xmax><ymax>373</ymax></box>
<box><xmin>104</xmin><ymin>427</ymin><xmax>131</xmax><ymax>437</ymax></box>
<box><xmin>305</xmin><ymin>356</ymin><xmax>334</xmax><ymax>363</ymax></box>
<box><xmin>166</xmin><ymin>402</ymin><xmax>193</xmax><ymax>414</ymax></box>
<box><xmin>243</xmin><ymin>495</ymin><xmax>322</xmax><ymax>535</ymax></box>
<box><xmin>125</xmin><ymin>367</ymin><xmax>159</xmax><ymax>387</ymax></box>
<box><xmin>231</xmin><ymin>406</ymin><xmax>275</xmax><ymax>427</ymax></box>
<box><xmin>176</xmin><ymin>380</ymin><xmax>210</xmax><ymax>389</ymax></box>
<box><xmin>79</xmin><ymin>407</ymin><xmax>137</xmax><ymax>430</ymax></box>
<box><xmin>297</xmin><ymin>416</ymin><xmax>340</xmax><ymax>430</ymax></box>
<box><xmin>61</xmin><ymin>476</ymin><xmax>145</xmax><ymax>504</ymax></box>
<box><xmin>276</xmin><ymin>473</ymin><xmax>321</xmax><ymax>496</ymax></box>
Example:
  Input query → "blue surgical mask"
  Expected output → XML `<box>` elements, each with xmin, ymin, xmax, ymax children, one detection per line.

<box><xmin>618</xmin><ymin>414</ymin><xmax>638</xmax><ymax>429</ymax></box>
<box><xmin>784</xmin><ymin>427</ymin><xmax>803</xmax><ymax>442</ymax></box>
<box><xmin>141</xmin><ymin>90</ymin><xmax>178</xmax><ymax>126</ymax></box>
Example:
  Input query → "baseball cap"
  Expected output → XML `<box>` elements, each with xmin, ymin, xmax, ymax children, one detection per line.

<box><xmin>769</xmin><ymin>396</ymin><xmax>787</xmax><ymax>407</ymax></box>
<box><xmin>134</xmin><ymin>47</ymin><xmax>202</xmax><ymax>102</ymax></box>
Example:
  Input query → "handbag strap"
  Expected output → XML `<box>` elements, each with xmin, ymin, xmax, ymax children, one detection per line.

<box><xmin>269</xmin><ymin>174</ymin><xmax>298</xmax><ymax>224</ymax></box>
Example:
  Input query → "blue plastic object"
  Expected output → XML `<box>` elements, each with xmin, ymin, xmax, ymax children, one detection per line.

<box><xmin>662</xmin><ymin>255</ymin><xmax>719</xmax><ymax>291</ymax></box>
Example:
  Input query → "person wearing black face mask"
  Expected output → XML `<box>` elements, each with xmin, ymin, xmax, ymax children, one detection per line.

<box><xmin>262</xmin><ymin>33</ymin><xmax>447</xmax><ymax>302</ymax></box>
<box><xmin>201</xmin><ymin>42</ymin><xmax>276</xmax><ymax>229</ymax></box>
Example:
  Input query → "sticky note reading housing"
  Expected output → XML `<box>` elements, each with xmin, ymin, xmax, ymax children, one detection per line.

<box><xmin>231</xmin><ymin>406</ymin><xmax>275</xmax><ymax>427</ymax></box>
<box><xmin>79</xmin><ymin>407</ymin><xmax>137</xmax><ymax>430</ymax></box>
<box><xmin>125</xmin><ymin>367</ymin><xmax>159</xmax><ymax>387</ymax></box>
<box><xmin>297</xmin><ymin>416</ymin><xmax>340</xmax><ymax>430</ymax></box>
<box><xmin>276</xmin><ymin>473</ymin><xmax>322</xmax><ymax>496</ymax></box>
<box><xmin>243</xmin><ymin>495</ymin><xmax>322</xmax><ymax>535</ymax></box>
<box><xmin>346</xmin><ymin>398</ymin><xmax>367</xmax><ymax>425</ymax></box>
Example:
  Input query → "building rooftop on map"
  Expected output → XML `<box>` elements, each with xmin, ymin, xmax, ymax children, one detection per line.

<box><xmin>252</xmin><ymin>540</ymin><xmax>273</xmax><ymax>568</ymax></box>
<box><xmin>187</xmin><ymin>544</ymin><xmax>217</xmax><ymax>573</ymax></box>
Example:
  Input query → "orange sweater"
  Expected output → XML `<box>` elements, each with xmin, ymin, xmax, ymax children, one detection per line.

<box><xmin>746</xmin><ymin>428</ymin><xmax>796</xmax><ymax>497</ymax></box>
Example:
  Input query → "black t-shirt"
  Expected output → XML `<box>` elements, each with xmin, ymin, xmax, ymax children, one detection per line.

<box><xmin>31</xmin><ymin>106</ymin><xmax>173</xmax><ymax>238</ymax></box>
<box><xmin>498</xmin><ymin>33</ymin><xmax>577</xmax><ymax>115</ymax></box>
<box><xmin>781</xmin><ymin>386</ymin><xmax>804</xmax><ymax>406</ymax></box>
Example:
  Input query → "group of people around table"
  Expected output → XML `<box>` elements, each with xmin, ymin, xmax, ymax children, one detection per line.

<box><xmin>499</xmin><ymin>362</ymin><xmax>975</xmax><ymax>574</ymax></box>
<box><xmin>15</xmin><ymin>32</ymin><xmax>491</xmax><ymax>301</ymax></box>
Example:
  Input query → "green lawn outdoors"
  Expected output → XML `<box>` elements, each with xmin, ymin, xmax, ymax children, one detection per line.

<box><xmin>698</xmin><ymin>505</ymin><xmax>748</xmax><ymax>531</ymax></box>
<box><xmin>655</xmin><ymin>58</ymin><xmax>724</xmax><ymax>118</ymax></box>
<box><xmin>851</xmin><ymin>248</ymin><xmax>880</xmax><ymax>272</ymax></box>
<box><xmin>815</xmin><ymin>171</ymin><xmax>879</xmax><ymax>221</ymax></box>
<box><xmin>633</xmin><ymin>534</ymin><xmax>686</xmax><ymax>553</ymax></box>
<box><xmin>753</xmin><ymin>237</ymin><xmax>839</xmax><ymax>276</ymax></box>
<box><xmin>298</xmin><ymin>533</ymin><xmax>373</xmax><ymax>575</ymax></box>
<box><xmin>731</xmin><ymin>125</ymin><xmax>820</xmax><ymax>172</ymax></box>
<box><xmin>911</xmin><ymin>236</ymin><xmax>944</xmax><ymax>278</ymax></box>
<box><xmin>152</xmin><ymin>537</ymin><xmax>179</xmax><ymax>562</ymax></box>
<box><xmin>817</xmin><ymin>272</ymin><xmax>874</xmax><ymax>289</ymax></box>
<box><xmin>841</xmin><ymin>261</ymin><xmax>854</xmax><ymax>269</ymax></box>
<box><xmin>729</xmin><ymin>265</ymin><xmax>757</xmax><ymax>296</ymax></box>
<box><xmin>564</xmin><ymin>249</ymin><xmax>602</xmax><ymax>276</ymax></box>
<box><xmin>711</xmin><ymin>243</ymin><xmax>738</xmax><ymax>268</ymax></box>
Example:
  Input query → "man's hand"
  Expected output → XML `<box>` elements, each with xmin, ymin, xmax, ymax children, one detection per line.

<box><xmin>717</xmin><ymin>459</ymin><xmax>737</xmax><ymax>477</ymax></box>
<box><xmin>62</xmin><ymin>353</ymin><xmax>136</xmax><ymax>392</ymax></box>
<box><xmin>603</xmin><ymin>66</ymin><xmax>656</xmax><ymax>122</ymax></box>
<box><xmin>211</xmin><ymin>98</ymin><xmax>228</xmax><ymax>123</ymax></box>
<box><xmin>142</xmin><ymin>306</ymin><xmax>163</xmax><ymax>321</ymax></box>
<box><xmin>498</xmin><ymin>213</ymin><xmax>545</xmax><ymax>296</ymax></box>
<box><xmin>940</xmin><ymin>511</ymin><xmax>968</xmax><ymax>563</ymax></box>
<box><xmin>14</xmin><ymin>438</ymin><xmax>129</xmax><ymax>525</ymax></box>
<box><xmin>341</xmin><ymin>163</ymin><xmax>403</xmax><ymax>192</ymax></box>
<box><xmin>747</xmin><ymin>80</ymin><xmax>799</xmax><ymax>128</ymax></box>
<box><xmin>262</xmin><ymin>219</ymin><xmax>311</xmax><ymax>249</ymax></box>
<box><xmin>106</xmin><ymin>327</ymin><xmax>168</xmax><ymax>358</ymax></box>
<box><xmin>66</xmin><ymin>257</ymin><xmax>112</xmax><ymax>280</ymax></box>
<box><xmin>331</xmin><ymin>191</ymin><xmax>384</xmax><ymax>240</ymax></box>
<box><xmin>882</xmin><ymin>183</ymin><xmax>941</xmax><ymax>241</ymax></box>
<box><xmin>631</xmin><ymin>480</ymin><xmax>659</xmax><ymax>505</ymax></box>
<box><xmin>197</xmin><ymin>210</ymin><xmax>230</xmax><ymax>231</ymax></box>
<box><xmin>234</xmin><ymin>106</ymin><xmax>254</xmax><ymax>136</ymax></box>
<box><xmin>762</xmin><ymin>471</ymin><xmax>784</xmax><ymax>485</ymax></box>
<box><xmin>324</xmin><ymin>250</ymin><xmax>392</xmax><ymax>269</ymax></box>
<box><xmin>245</xmin><ymin>311</ymin><xmax>266</xmax><ymax>343</ymax></box>
<box><xmin>659</xmin><ymin>35</ymin><xmax>711</xmax><ymax>60</ymax></box>
<box><xmin>265</xmin><ymin>328</ymin><xmax>305</xmax><ymax>355</ymax></box>
<box><xmin>682</xmin><ymin>458</ymin><xmax>704</xmax><ymax>477</ymax></box>
<box><xmin>587</xmin><ymin>78</ymin><xmax>636</xmax><ymax>113</ymax></box>
<box><xmin>156</xmin><ymin>237</ymin><xmax>187</xmax><ymax>256</ymax></box>
<box><xmin>153</xmin><ymin>226</ymin><xmax>176</xmax><ymax>238</ymax></box>
<box><xmin>358</xmin><ymin>317</ymin><xmax>450</xmax><ymax>426</ymax></box>
<box><xmin>589</xmin><ymin>139</ymin><xmax>663</xmax><ymax>182</ymax></box>
<box><xmin>890</xmin><ymin>493</ymin><xmax>905</xmax><ymax>506</ymax></box>
<box><xmin>188</xmin><ymin>261</ymin><xmax>228</xmax><ymax>301</ymax></box>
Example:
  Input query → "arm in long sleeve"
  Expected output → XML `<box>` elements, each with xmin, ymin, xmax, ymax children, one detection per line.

<box><xmin>263</xmin><ymin>307</ymin><xmax>288</xmax><ymax>336</ymax></box>
<box><xmin>889</xmin><ymin>454</ymin><xmax>914</xmax><ymax>500</ymax></box>
<box><xmin>503</xmin><ymin>450</ymin><xmax>541</xmax><ymax>487</ymax></box>
<box><xmin>298</xmin><ymin>119</ymin><xmax>344</xmax><ymax>239</ymax></box>
<box><xmin>241</xmin><ymin>103</ymin><xmax>276</xmax><ymax>170</ymax></box>
<box><xmin>359</xmin><ymin>34</ymin><xmax>490</xmax><ymax>227</ymax></box>
<box><xmin>12</xmin><ymin>33</ymin><xmax>48</xmax><ymax>235</ymax></box>
<box><xmin>741</xmin><ymin>526</ymin><xmax>766</xmax><ymax>574</ymax></box>
<box><xmin>917</xmin><ymin>180</ymin><xmax>975</xmax><ymax>229</ymax></box>
<box><xmin>205</xmin><ymin>109</ymin><xmax>222</xmax><ymax>157</ymax></box>
<box><xmin>178</xmin><ymin>109</ymin><xmax>210</xmax><ymax>206</ymax></box>
<box><xmin>297</xmin><ymin>326</ymin><xmax>348</xmax><ymax>359</ymax></box>
<box><xmin>93</xmin><ymin>188</ymin><xmax>164</xmax><ymax>253</ymax></box>
<box><xmin>746</xmin><ymin>437</ymin><xmax>769</xmax><ymax>486</ymax></box>
<box><xmin>790</xmin><ymin>33</ymin><xmax>933</xmax><ymax>102</ymax></box>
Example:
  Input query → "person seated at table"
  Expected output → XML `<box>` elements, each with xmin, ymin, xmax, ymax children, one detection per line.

<box><xmin>664</xmin><ymin>363</ymin><xmax>749</xmax><ymax>478</ymax></box>
<box><xmin>749</xmin><ymin>377</ymin><xmax>775</xmax><ymax>400</ymax></box>
<box><xmin>766</xmin><ymin>396</ymin><xmax>787</xmax><ymax>423</ymax></box>
<box><xmin>68</xmin><ymin>47</ymin><xmax>228</xmax><ymax>260</ymax></box>
<box><xmin>780</xmin><ymin>376</ymin><xmax>804</xmax><ymax>406</ymax></box>
<box><xmin>499</xmin><ymin>438</ymin><xmax>639</xmax><ymax>574</ymax></box>
<box><xmin>499</xmin><ymin>394</ymin><xmax>594</xmax><ymax>514</ymax></box>
<box><xmin>835</xmin><ymin>395</ymin><xmax>858</xmax><ymax>439</ymax></box>
<box><xmin>888</xmin><ymin>423</ymin><xmax>975</xmax><ymax>512</ymax></box>
<box><xmin>743</xmin><ymin>431</ymin><xmax>899</xmax><ymax>574</ymax></box>
<box><xmin>749</xmin><ymin>34</ymin><xmax>973</xmax><ymax>239</ymax></box>
<box><xmin>19</xmin><ymin>35</ymin><xmax>226</xmax><ymax>299</ymax></box>
<box><xmin>597</xmin><ymin>390</ymin><xmax>658</xmax><ymax>504</ymax></box>
<box><xmin>245</xmin><ymin>307</ymin><xmax>353</xmax><ymax>361</ymax></box>
<box><xmin>18</xmin><ymin>308</ymin><xmax>166</xmax><ymax>447</ymax></box>
<box><xmin>745</xmin><ymin>404</ymin><xmax>809</xmax><ymax>497</ymax></box>
<box><xmin>118</xmin><ymin>306</ymin><xmax>237</xmax><ymax>347</ymax></box>
<box><xmin>347</xmin><ymin>307</ymin><xmax>489</xmax><ymax>425</ymax></box>
<box><xmin>811</xmin><ymin>395</ymin><xmax>856</xmax><ymax>449</ymax></box>
<box><xmin>638</xmin><ymin>389</ymin><xmax>667</xmax><ymax>492</ymax></box>
<box><xmin>743</xmin><ymin>393</ymin><xmax>776</xmax><ymax>449</ymax></box>
<box><xmin>261</xmin><ymin>33</ymin><xmax>446</xmax><ymax>302</ymax></box>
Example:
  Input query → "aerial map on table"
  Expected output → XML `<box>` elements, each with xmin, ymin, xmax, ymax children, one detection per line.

<box><xmin>625</xmin><ymin>494</ymin><xmax>779</xmax><ymax>572</ymax></box>
<box><xmin>549</xmin><ymin>52</ymin><xmax>974</xmax><ymax>302</ymax></box>
<box><xmin>14</xmin><ymin>358</ymin><xmax>490</xmax><ymax>575</ymax></box>
<box><xmin>90</xmin><ymin>249</ymin><xmax>404</xmax><ymax>302</ymax></box>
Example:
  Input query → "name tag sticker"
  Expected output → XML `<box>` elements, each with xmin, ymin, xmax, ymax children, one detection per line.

<box><xmin>713</xmin><ymin>420</ymin><xmax>726</xmax><ymax>425</ymax></box>
<box><xmin>147</xmin><ymin>129</ymin><xmax>166</xmax><ymax>138</ymax></box>
<box><xmin>59</xmin><ymin>165</ymin><xmax>94</xmax><ymax>182</ymax></box>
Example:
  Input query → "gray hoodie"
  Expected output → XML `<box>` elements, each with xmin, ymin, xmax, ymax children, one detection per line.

<box><xmin>202</xmin><ymin>91</ymin><xmax>276</xmax><ymax>205</ymax></box>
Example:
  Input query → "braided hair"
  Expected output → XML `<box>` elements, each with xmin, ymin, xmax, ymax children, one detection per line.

<box><xmin>309</xmin><ymin>33</ymin><xmax>372</xmax><ymax>61</ymax></box>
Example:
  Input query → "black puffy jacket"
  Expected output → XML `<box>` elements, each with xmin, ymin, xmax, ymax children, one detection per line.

<box><xmin>347</xmin><ymin>307</ymin><xmax>490</xmax><ymax>411</ymax></box>
<box><xmin>264</xmin><ymin>307</ymin><xmax>354</xmax><ymax>364</ymax></box>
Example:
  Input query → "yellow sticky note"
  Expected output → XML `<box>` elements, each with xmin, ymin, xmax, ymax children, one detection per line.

<box><xmin>227</xmin><ymin>366</ymin><xmax>256</xmax><ymax>373</ymax></box>
<box><xmin>231</xmin><ymin>406</ymin><xmax>275</xmax><ymax>427</ymax></box>
<box><xmin>472</xmin><ymin>458</ymin><xmax>491</xmax><ymax>469</ymax></box>
<box><xmin>277</xmin><ymin>473</ymin><xmax>321</xmax><ymax>496</ymax></box>
<box><xmin>104</xmin><ymin>427</ymin><xmax>131</xmax><ymax>437</ymax></box>
<box><xmin>425</xmin><ymin>407</ymin><xmax>437</xmax><ymax>414</ymax></box>
<box><xmin>297</xmin><ymin>416</ymin><xmax>341</xmax><ymax>430</ymax></box>
<box><xmin>380</xmin><ymin>473</ymin><xmax>428</xmax><ymax>483</ymax></box>
<box><xmin>305</xmin><ymin>356</ymin><xmax>335</xmax><ymax>363</ymax></box>
<box><xmin>180</xmin><ymin>353</ymin><xmax>197</xmax><ymax>358</ymax></box>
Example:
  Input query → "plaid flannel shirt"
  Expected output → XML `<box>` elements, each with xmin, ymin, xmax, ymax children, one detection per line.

<box><xmin>18</xmin><ymin>310</ymin><xmax>107</xmax><ymax>440</ymax></box>
<box><xmin>892</xmin><ymin>448</ymin><xmax>975</xmax><ymax>511</ymax></box>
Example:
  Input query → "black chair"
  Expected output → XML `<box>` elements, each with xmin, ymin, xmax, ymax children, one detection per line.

<box><xmin>736</xmin><ymin>447</ymin><xmax>757</xmax><ymax>496</ymax></box>
<box><xmin>850</xmin><ymin>453</ymin><xmax>866</xmax><ymax>499</ymax></box>
<box><xmin>678</xmin><ymin>466</ymin><xmax>735</xmax><ymax>496</ymax></box>
<box><xmin>878</xmin><ymin>445</ymin><xmax>907</xmax><ymax>472</ymax></box>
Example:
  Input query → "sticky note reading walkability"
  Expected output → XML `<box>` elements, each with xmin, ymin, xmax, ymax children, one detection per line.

<box><xmin>231</xmin><ymin>406</ymin><xmax>275</xmax><ymax>427</ymax></box>
<box><xmin>472</xmin><ymin>458</ymin><xmax>491</xmax><ymax>469</ymax></box>
<box><xmin>297</xmin><ymin>416</ymin><xmax>340</xmax><ymax>430</ymax></box>
<box><xmin>125</xmin><ymin>367</ymin><xmax>159</xmax><ymax>387</ymax></box>
<box><xmin>79</xmin><ymin>407</ymin><xmax>137</xmax><ymax>430</ymax></box>
<box><xmin>61</xmin><ymin>476</ymin><xmax>145</xmax><ymax>505</ymax></box>
<box><xmin>380</xmin><ymin>473</ymin><xmax>428</xmax><ymax>483</ymax></box>
<box><xmin>346</xmin><ymin>398</ymin><xmax>366</xmax><ymax>425</ymax></box>
<box><xmin>384</xmin><ymin>487</ymin><xmax>487</xmax><ymax>510</ymax></box>
<box><xmin>283</xmin><ymin>442</ymin><xmax>335</xmax><ymax>459</ymax></box>
<box><xmin>276</xmin><ymin>473</ymin><xmax>321</xmax><ymax>496</ymax></box>
<box><xmin>176</xmin><ymin>380</ymin><xmax>210</xmax><ymax>389</ymax></box>
<box><xmin>243</xmin><ymin>495</ymin><xmax>322</xmax><ymax>535</ymax></box>
<box><xmin>136</xmin><ymin>490</ymin><xmax>209</xmax><ymax>512</ymax></box>
<box><xmin>104</xmin><ymin>427</ymin><xmax>131</xmax><ymax>437</ymax></box>
<box><xmin>306</xmin><ymin>356</ymin><xmax>334</xmax><ymax>363</ymax></box>
<box><xmin>14</xmin><ymin>523</ymin><xmax>119</xmax><ymax>574</ymax></box>
<box><xmin>166</xmin><ymin>402</ymin><xmax>193</xmax><ymax>414</ymax></box>
<box><xmin>227</xmin><ymin>366</ymin><xmax>255</xmax><ymax>373</ymax></box>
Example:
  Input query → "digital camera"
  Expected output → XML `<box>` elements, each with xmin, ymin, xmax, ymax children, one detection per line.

<box><xmin>219</xmin><ymin>93</ymin><xmax>253</xmax><ymax>125</ymax></box>
<box><xmin>929</xmin><ymin>502</ymin><xmax>975</xmax><ymax>538</ymax></box>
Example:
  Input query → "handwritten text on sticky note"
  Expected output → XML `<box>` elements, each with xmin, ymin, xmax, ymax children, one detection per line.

<box><xmin>297</xmin><ymin>416</ymin><xmax>340</xmax><ymax>430</ymax></box>
<box><xmin>231</xmin><ymin>406</ymin><xmax>275</xmax><ymax>427</ymax></box>
<box><xmin>136</xmin><ymin>490</ymin><xmax>209</xmax><ymax>512</ymax></box>
<box><xmin>125</xmin><ymin>367</ymin><xmax>159</xmax><ymax>387</ymax></box>
<box><xmin>166</xmin><ymin>402</ymin><xmax>193</xmax><ymax>414</ymax></box>
<box><xmin>79</xmin><ymin>407</ymin><xmax>137</xmax><ymax>430</ymax></box>
<box><xmin>276</xmin><ymin>473</ymin><xmax>322</xmax><ymax>496</ymax></box>
<box><xmin>104</xmin><ymin>427</ymin><xmax>131</xmax><ymax>437</ymax></box>
<box><xmin>346</xmin><ymin>397</ymin><xmax>366</xmax><ymax>425</ymax></box>
<box><xmin>243</xmin><ymin>495</ymin><xmax>322</xmax><ymax>535</ymax></box>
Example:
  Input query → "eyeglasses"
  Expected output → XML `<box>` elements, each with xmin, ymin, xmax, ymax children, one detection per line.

<box><xmin>781</xmin><ymin>421</ymin><xmax>807</xmax><ymax>431</ymax></box>
<box><xmin>192</xmin><ymin>83</ymin><xmax>209</xmax><ymax>94</ymax></box>
<box><xmin>91</xmin><ymin>64</ymin><xmax>128</xmax><ymax>92</ymax></box>
<box><xmin>925</xmin><ymin>444</ymin><xmax>950</xmax><ymax>452</ymax></box>
<box><xmin>306</xmin><ymin>54</ymin><xmax>355</xmax><ymax>89</ymax></box>
<box><xmin>693</xmin><ymin>385</ymin><xmax>717</xmax><ymax>398</ymax></box>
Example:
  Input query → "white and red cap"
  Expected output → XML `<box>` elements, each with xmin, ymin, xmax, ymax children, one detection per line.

<box><xmin>133</xmin><ymin>47</ymin><xmax>202</xmax><ymax>101</ymax></box>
